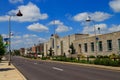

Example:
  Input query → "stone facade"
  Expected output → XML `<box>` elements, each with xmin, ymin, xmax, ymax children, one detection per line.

<box><xmin>74</xmin><ymin>31</ymin><xmax>120</xmax><ymax>56</ymax></box>
<box><xmin>44</xmin><ymin>31</ymin><xmax>120</xmax><ymax>57</ymax></box>
<box><xmin>44</xmin><ymin>34</ymin><xmax>89</xmax><ymax>57</ymax></box>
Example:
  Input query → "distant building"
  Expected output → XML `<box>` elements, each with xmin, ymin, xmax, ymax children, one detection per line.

<box><xmin>32</xmin><ymin>43</ymin><xmax>44</xmax><ymax>54</ymax></box>
<box><xmin>24</xmin><ymin>47</ymin><xmax>32</xmax><ymax>56</ymax></box>
<box><xmin>20</xmin><ymin>48</ymin><xmax>25</xmax><ymax>55</ymax></box>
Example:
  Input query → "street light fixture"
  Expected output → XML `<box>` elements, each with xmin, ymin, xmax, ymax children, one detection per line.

<box><xmin>8</xmin><ymin>10</ymin><xmax>23</xmax><ymax>65</ymax></box>
<box><xmin>86</xmin><ymin>16</ymin><xmax>98</xmax><ymax>57</ymax></box>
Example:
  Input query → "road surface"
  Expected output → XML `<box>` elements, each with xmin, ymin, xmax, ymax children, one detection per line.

<box><xmin>12</xmin><ymin>56</ymin><xmax>120</xmax><ymax>80</ymax></box>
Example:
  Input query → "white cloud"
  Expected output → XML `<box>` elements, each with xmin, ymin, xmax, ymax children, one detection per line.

<box><xmin>23</xmin><ymin>34</ymin><xmax>38</xmax><ymax>38</ymax></box>
<box><xmin>0</xmin><ymin>2</ymin><xmax>48</xmax><ymax>22</ymax></box>
<box><xmin>11</xmin><ymin>34</ymin><xmax>47</xmax><ymax>49</ymax></box>
<box><xmin>56</xmin><ymin>25</ymin><xmax>72</xmax><ymax>33</ymax></box>
<box><xmin>82</xmin><ymin>23</ymin><xmax>107</xmax><ymax>34</ymax></box>
<box><xmin>1</xmin><ymin>34</ymin><xmax>8</xmax><ymax>38</ymax></box>
<box><xmin>73</xmin><ymin>12</ymin><xmax>111</xmax><ymax>22</ymax></box>
<box><xmin>49</xmin><ymin>20</ymin><xmax>63</xmax><ymax>25</ymax></box>
<box><xmin>27</xmin><ymin>23</ymin><xmax>48</xmax><ymax>32</ymax></box>
<box><xmin>108</xmin><ymin>24</ymin><xmax>120</xmax><ymax>32</ymax></box>
<box><xmin>9</xmin><ymin>0</ymin><xmax>23</xmax><ymax>4</ymax></box>
<box><xmin>13</xmin><ymin>36</ymin><xmax>21</xmax><ymax>39</ymax></box>
<box><xmin>73</xmin><ymin>12</ymin><xmax>88</xmax><ymax>22</ymax></box>
<box><xmin>82</xmin><ymin>23</ymin><xmax>120</xmax><ymax>34</ymax></box>
<box><xmin>109</xmin><ymin>0</ymin><xmax>120</xmax><ymax>12</ymax></box>
<box><xmin>91</xmin><ymin>12</ymin><xmax>112</xmax><ymax>22</ymax></box>
<box><xmin>0</xmin><ymin>15</ymin><xmax>10</xmax><ymax>22</ymax></box>
<box><xmin>49</xmin><ymin>20</ymin><xmax>72</xmax><ymax>33</ymax></box>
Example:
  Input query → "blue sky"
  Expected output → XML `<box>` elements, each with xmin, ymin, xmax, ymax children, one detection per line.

<box><xmin>0</xmin><ymin>0</ymin><xmax>120</xmax><ymax>49</ymax></box>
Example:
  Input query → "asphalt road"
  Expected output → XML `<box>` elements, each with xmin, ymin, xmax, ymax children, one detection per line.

<box><xmin>12</xmin><ymin>56</ymin><xmax>120</xmax><ymax>80</ymax></box>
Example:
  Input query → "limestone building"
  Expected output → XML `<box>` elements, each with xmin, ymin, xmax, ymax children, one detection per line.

<box><xmin>44</xmin><ymin>31</ymin><xmax>120</xmax><ymax>57</ymax></box>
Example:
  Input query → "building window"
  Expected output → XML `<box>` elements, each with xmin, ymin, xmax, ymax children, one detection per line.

<box><xmin>79</xmin><ymin>44</ymin><xmax>82</xmax><ymax>53</ymax></box>
<box><xmin>60</xmin><ymin>41</ymin><xmax>63</xmax><ymax>55</ymax></box>
<box><xmin>98</xmin><ymin>41</ymin><xmax>103</xmax><ymax>51</ymax></box>
<box><xmin>107</xmin><ymin>40</ymin><xmax>112</xmax><ymax>51</ymax></box>
<box><xmin>118</xmin><ymin>39</ymin><xmax>120</xmax><ymax>50</ymax></box>
<box><xmin>91</xmin><ymin>42</ymin><xmax>94</xmax><ymax>52</ymax></box>
<box><xmin>84</xmin><ymin>43</ymin><xmax>88</xmax><ymax>52</ymax></box>
<box><xmin>52</xmin><ymin>38</ymin><xmax>54</xmax><ymax>48</ymax></box>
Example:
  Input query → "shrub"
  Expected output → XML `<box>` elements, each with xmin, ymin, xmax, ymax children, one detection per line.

<box><xmin>94</xmin><ymin>58</ymin><xmax>120</xmax><ymax>66</ymax></box>
<box><xmin>89</xmin><ymin>55</ymin><xmax>95</xmax><ymax>58</ymax></box>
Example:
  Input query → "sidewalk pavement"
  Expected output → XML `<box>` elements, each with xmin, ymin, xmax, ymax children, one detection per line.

<box><xmin>0</xmin><ymin>61</ymin><xmax>26</xmax><ymax>80</ymax></box>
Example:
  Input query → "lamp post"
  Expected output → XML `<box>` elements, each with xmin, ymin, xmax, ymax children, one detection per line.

<box><xmin>8</xmin><ymin>10</ymin><xmax>23</xmax><ymax>65</ymax></box>
<box><xmin>86</xmin><ymin>16</ymin><xmax>97</xmax><ymax>57</ymax></box>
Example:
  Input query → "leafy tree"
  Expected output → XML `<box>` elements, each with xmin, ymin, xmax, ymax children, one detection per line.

<box><xmin>0</xmin><ymin>35</ymin><xmax>5</xmax><ymax>60</ymax></box>
<box><xmin>13</xmin><ymin>50</ymin><xmax>20</xmax><ymax>56</ymax></box>
<box><xmin>48</xmin><ymin>47</ymin><xmax>53</xmax><ymax>56</ymax></box>
<box><xmin>69</xmin><ymin>43</ymin><xmax>76</xmax><ymax>54</ymax></box>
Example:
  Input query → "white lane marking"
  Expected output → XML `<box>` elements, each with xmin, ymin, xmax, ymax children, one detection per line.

<box><xmin>34</xmin><ymin>62</ymin><xmax>37</xmax><ymax>64</ymax></box>
<box><xmin>52</xmin><ymin>67</ymin><xmax>63</xmax><ymax>71</ymax></box>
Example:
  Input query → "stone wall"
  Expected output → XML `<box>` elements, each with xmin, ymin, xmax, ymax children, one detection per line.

<box><xmin>44</xmin><ymin>31</ymin><xmax>120</xmax><ymax>57</ymax></box>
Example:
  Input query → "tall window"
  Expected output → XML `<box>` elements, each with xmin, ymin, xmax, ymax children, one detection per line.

<box><xmin>60</xmin><ymin>41</ymin><xmax>63</xmax><ymax>55</ymax></box>
<box><xmin>84</xmin><ymin>43</ymin><xmax>88</xmax><ymax>52</ymax></box>
<box><xmin>107</xmin><ymin>40</ymin><xmax>112</xmax><ymax>51</ymax></box>
<box><xmin>51</xmin><ymin>38</ymin><xmax>54</xmax><ymax>48</ymax></box>
<box><xmin>79</xmin><ymin>44</ymin><xmax>82</xmax><ymax>53</ymax></box>
<box><xmin>118</xmin><ymin>39</ymin><xmax>120</xmax><ymax>50</ymax></box>
<box><xmin>91</xmin><ymin>42</ymin><xmax>94</xmax><ymax>52</ymax></box>
<box><xmin>98</xmin><ymin>41</ymin><xmax>103</xmax><ymax>51</ymax></box>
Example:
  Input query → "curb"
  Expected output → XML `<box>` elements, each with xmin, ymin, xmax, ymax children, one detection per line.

<box><xmin>41</xmin><ymin>60</ymin><xmax>120</xmax><ymax>72</ymax></box>
<box><xmin>12</xmin><ymin>64</ymin><xmax>27</xmax><ymax>80</ymax></box>
<box><xmin>23</xmin><ymin>57</ymin><xmax>120</xmax><ymax>72</ymax></box>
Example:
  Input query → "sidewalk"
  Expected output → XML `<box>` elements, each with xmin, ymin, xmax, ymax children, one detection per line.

<box><xmin>0</xmin><ymin>61</ymin><xmax>26</xmax><ymax>80</ymax></box>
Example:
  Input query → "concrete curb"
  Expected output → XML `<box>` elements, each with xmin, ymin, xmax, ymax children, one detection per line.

<box><xmin>23</xmin><ymin>57</ymin><xmax>120</xmax><ymax>72</ymax></box>
<box><xmin>12</xmin><ymin>63</ymin><xmax>27</xmax><ymax>80</ymax></box>
<box><xmin>42</xmin><ymin>60</ymin><xmax>120</xmax><ymax>72</ymax></box>
<box><xmin>0</xmin><ymin>61</ymin><xmax>27</xmax><ymax>80</ymax></box>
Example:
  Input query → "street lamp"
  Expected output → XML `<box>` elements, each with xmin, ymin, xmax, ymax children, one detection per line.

<box><xmin>8</xmin><ymin>10</ymin><xmax>23</xmax><ymax>65</ymax></box>
<box><xmin>86</xmin><ymin>16</ymin><xmax>98</xmax><ymax>57</ymax></box>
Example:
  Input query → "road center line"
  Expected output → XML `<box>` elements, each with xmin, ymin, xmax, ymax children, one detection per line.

<box><xmin>52</xmin><ymin>67</ymin><xmax>63</xmax><ymax>71</ymax></box>
<box><xmin>34</xmin><ymin>62</ymin><xmax>37</xmax><ymax>64</ymax></box>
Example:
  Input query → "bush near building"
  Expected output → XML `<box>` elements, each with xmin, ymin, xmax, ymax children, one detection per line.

<box><xmin>51</xmin><ymin>54</ymin><xmax>120</xmax><ymax>67</ymax></box>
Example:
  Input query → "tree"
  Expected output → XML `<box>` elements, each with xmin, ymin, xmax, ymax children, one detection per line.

<box><xmin>48</xmin><ymin>47</ymin><xmax>53</xmax><ymax>56</ymax></box>
<box><xmin>0</xmin><ymin>35</ymin><xmax>5</xmax><ymax>60</ymax></box>
<box><xmin>13</xmin><ymin>50</ymin><xmax>20</xmax><ymax>56</ymax></box>
<box><xmin>69</xmin><ymin>43</ymin><xmax>76</xmax><ymax>54</ymax></box>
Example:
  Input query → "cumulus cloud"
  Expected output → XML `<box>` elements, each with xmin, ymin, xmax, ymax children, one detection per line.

<box><xmin>23</xmin><ymin>34</ymin><xmax>38</xmax><ymax>38</ymax></box>
<box><xmin>49</xmin><ymin>20</ymin><xmax>63</xmax><ymax>25</ymax></box>
<box><xmin>108</xmin><ymin>24</ymin><xmax>120</xmax><ymax>32</ymax></box>
<box><xmin>49</xmin><ymin>20</ymin><xmax>72</xmax><ymax>33</ymax></box>
<box><xmin>82</xmin><ymin>23</ymin><xmax>107</xmax><ymax>34</ymax></box>
<box><xmin>0</xmin><ymin>2</ymin><xmax>48</xmax><ymax>22</ymax></box>
<box><xmin>27</xmin><ymin>23</ymin><xmax>48</xmax><ymax>32</ymax></box>
<box><xmin>56</xmin><ymin>25</ymin><xmax>72</xmax><ymax>33</ymax></box>
<box><xmin>9</xmin><ymin>0</ymin><xmax>23</xmax><ymax>4</ymax></box>
<box><xmin>0</xmin><ymin>15</ymin><xmax>10</xmax><ymax>22</ymax></box>
<box><xmin>73</xmin><ymin>12</ymin><xmax>88</xmax><ymax>22</ymax></box>
<box><xmin>73</xmin><ymin>12</ymin><xmax>111</xmax><ymax>22</ymax></box>
<box><xmin>109</xmin><ymin>0</ymin><xmax>120</xmax><ymax>12</ymax></box>
<box><xmin>9</xmin><ymin>34</ymin><xmax>47</xmax><ymax>49</ymax></box>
